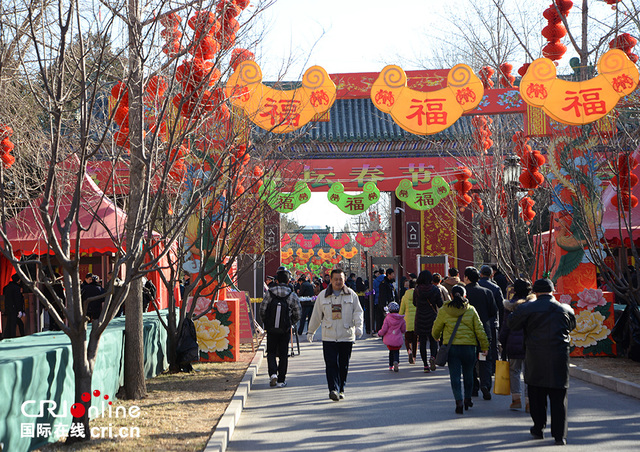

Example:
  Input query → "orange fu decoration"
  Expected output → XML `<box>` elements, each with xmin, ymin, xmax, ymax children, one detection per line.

<box><xmin>355</xmin><ymin>231</ymin><xmax>381</xmax><ymax>248</ymax></box>
<box><xmin>339</xmin><ymin>247</ymin><xmax>358</xmax><ymax>259</ymax></box>
<box><xmin>519</xmin><ymin>49</ymin><xmax>639</xmax><ymax>125</ymax></box>
<box><xmin>295</xmin><ymin>233</ymin><xmax>320</xmax><ymax>250</ymax></box>
<box><xmin>225</xmin><ymin>60</ymin><xmax>336</xmax><ymax>133</ymax></box>
<box><xmin>281</xmin><ymin>248</ymin><xmax>294</xmax><ymax>260</ymax></box>
<box><xmin>317</xmin><ymin>248</ymin><xmax>336</xmax><ymax>261</ymax></box>
<box><xmin>296</xmin><ymin>248</ymin><xmax>315</xmax><ymax>261</ymax></box>
<box><xmin>325</xmin><ymin>233</ymin><xmax>350</xmax><ymax>249</ymax></box>
<box><xmin>370</xmin><ymin>64</ymin><xmax>484</xmax><ymax>135</ymax></box>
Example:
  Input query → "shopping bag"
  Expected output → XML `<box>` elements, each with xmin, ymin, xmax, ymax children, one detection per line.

<box><xmin>493</xmin><ymin>360</ymin><xmax>511</xmax><ymax>395</ymax></box>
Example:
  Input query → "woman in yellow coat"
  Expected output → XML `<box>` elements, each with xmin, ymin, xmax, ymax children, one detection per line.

<box><xmin>399</xmin><ymin>280</ymin><xmax>417</xmax><ymax>364</ymax></box>
<box><xmin>432</xmin><ymin>285</ymin><xmax>489</xmax><ymax>414</ymax></box>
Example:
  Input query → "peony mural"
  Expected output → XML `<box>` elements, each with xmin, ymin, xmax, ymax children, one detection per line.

<box><xmin>567</xmin><ymin>288</ymin><xmax>616</xmax><ymax>357</ymax></box>
<box><xmin>188</xmin><ymin>297</ymin><xmax>239</xmax><ymax>361</ymax></box>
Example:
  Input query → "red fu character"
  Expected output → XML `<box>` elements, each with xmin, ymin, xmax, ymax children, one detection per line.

<box><xmin>278</xmin><ymin>99</ymin><xmax>301</xmax><ymax>127</ymax></box>
<box><xmin>345</xmin><ymin>197</ymin><xmax>365</xmax><ymax>212</ymax></box>
<box><xmin>406</xmin><ymin>98</ymin><xmax>447</xmax><ymax>126</ymax></box>
<box><xmin>561</xmin><ymin>88</ymin><xmax>606</xmax><ymax>117</ymax></box>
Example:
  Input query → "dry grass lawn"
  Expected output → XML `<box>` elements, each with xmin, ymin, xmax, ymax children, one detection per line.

<box><xmin>39</xmin><ymin>343</ymin><xmax>256</xmax><ymax>452</ymax></box>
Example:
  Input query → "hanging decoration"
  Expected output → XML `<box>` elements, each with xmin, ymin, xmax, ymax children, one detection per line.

<box><xmin>280</xmin><ymin>232</ymin><xmax>292</xmax><ymax>248</ymax></box>
<box><xmin>160</xmin><ymin>12</ymin><xmax>183</xmax><ymax>57</ymax></box>
<box><xmin>355</xmin><ymin>231</ymin><xmax>381</xmax><ymax>248</ymax></box>
<box><xmin>329</xmin><ymin>256</ymin><xmax>342</xmax><ymax>265</ymax></box>
<box><xmin>327</xmin><ymin>181</ymin><xmax>380</xmax><ymax>215</ymax></box>
<box><xmin>295</xmin><ymin>233</ymin><xmax>320</xmax><ymax>250</ymax></box>
<box><xmin>541</xmin><ymin>1</ymin><xmax>572</xmax><ymax>61</ymax></box>
<box><xmin>370</xmin><ymin>64</ymin><xmax>484</xmax><ymax>135</ymax></box>
<box><xmin>281</xmin><ymin>248</ymin><xmax>294</xmax><ymax>260</ymax></box>
<box><xmin>296</xmin><ymin>248</ymin><xmax>315</xmax><ymax>262</ymax></box>
<box><xmin>225</xmin><ymin>61</ymin><xmax>336</xmax><ymax>133</ymax></box>
<box><xmin>311</xmin><ymin>256</ymin><xmax>324</xmax><ymax>266</ymax></box>
<box><xmin>259</xmin><ymin>180</ymin><xmax>311</xmax><ymax>213</ymax></box>
<box><xmin>395</xmin><ymin>177</ymin><xmax>450</xmax><ymax>211</ymax></box>
<box><xmin>519</xmin><ymin>49</ymin><xmax>639</xmax><ymax>125</ymax></box>
<box><xmin>517</xmin><ymin>63</ymin><xmax>531</xmax><ymax>77</ymax></box>
<box><xmin>479</xmin><ymin>66</ymin><xmax>494</xmax><ymax>89</ymax></box>
<box><xmin>609</xmin><ymin>33</ymin><xmax>639</xmax><ymax>63</ymax></box>
<box><xmin>519</xmin><ymin>196</ymin><xmax>536</xmax><ymax>223</ymax></box>
<box><xmin>472</xmin><ymin>193</ymin><xmax>484</xmax><ymax>212</ymax></box>
<box><xmin>499</xmin><ymin>63</ymin><xmax>515</xmax><ymax>88</ymax></box>
<box><xmin>513</xmin><ymin>132</ymin><xmax>546</xmax><ymax>190</ymax></box>
<box><xmin>453</xmin><ymin>166</ymin><xmax>473</xmax><ymax>209</ymax></box>
<box><xmin>281</xmin><ymin>255</ymin><xmax>295</xmax><ymax>265</ymax></box>
<box><xmin>612</xmin><ymin>154</ymin><xmax>639</xmax><ymax>210</ymax></box>
<box><xmin>309</xmin><ymin>263</ymin><xmax>322</xmax><ymax>274</ymax></box>
<box><xmin>322</xmin><ymin>261</ymin><xmax>334</xmax><ymax>269</ymax></box>
<box><xmin>0</xmin><ymin>125</ymin><xmax>16</xmax><ymax>168</ymax></box>
<box><xmin>317</xmin><ymin>248</ymin><xmax>336</xmax><ymax>261</ymax></box>
<box><xmin>325</xmin><ymin>233</ymin><xmax>350</xmax><ymax>249</ymax></box>
<box><xmin>339</xmin><ymin>247</ymin><xmax>359</xmax><ymax>259</ymax></box>
<box><xmin>293</xmin><ymin>263</ymin><xmax>309</xmax><ymax>273</ymax></box>
<box><xmin>472</xmin><ymin>116</ymin><xmax>493</xmax><ymax>153</ymax></box>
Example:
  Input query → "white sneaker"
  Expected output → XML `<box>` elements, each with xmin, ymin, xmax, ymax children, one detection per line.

<box><xmin>276</xmin><ymin>381</ymin><xmax>287</xmax><ymax>388</ymax></box>
<box><xmin>270</xmin><ymin>374</ymin><xmax>277</xmax><ymax>387</ymax></box>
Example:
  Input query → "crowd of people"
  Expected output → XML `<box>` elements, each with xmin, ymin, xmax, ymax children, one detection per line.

<box><xmin>261</xmin><ymin>264</ymin><xmax>576</xmax><ymax>446</ymax></box>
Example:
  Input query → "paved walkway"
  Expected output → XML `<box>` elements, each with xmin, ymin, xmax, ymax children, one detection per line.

<box><xmin>224</xmin><ymin>337</ymin><xmax>640</xmax><ymax>451</ymax></box>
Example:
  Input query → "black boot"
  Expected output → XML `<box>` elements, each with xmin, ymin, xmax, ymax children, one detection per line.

<box><xmin>455</xmin><ymin>400</ymin><xmax>464</xmax><ymax>414</ymax></box>
<box><xmin>464</xmin><ymin>398</ymin><xmax>473</xmax><ymax>410</ymax></box>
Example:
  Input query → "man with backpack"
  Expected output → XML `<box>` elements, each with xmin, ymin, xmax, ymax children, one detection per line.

<box><xmin>260</xmin><ymin>269</ymin><xmax>300</xmax><ymax>388</ymax></box>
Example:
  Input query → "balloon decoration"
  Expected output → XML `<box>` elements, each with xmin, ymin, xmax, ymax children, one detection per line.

<box><xmin>295</xmin><ymin>233</ymin><xmax>320</xmax><ymax>250</ymax></box>
<box><xmin>0</xmin><ymin>125</ymin><xmax>16</xmax><ymax>168</ymax></box>
<box><xmin>519</xmin><ymin>196</ymin><xmax>536</xmax><ymax>223</ymax></box>
<box><xmin>327</xmin><ymin>181</ymin><xmax>380</xmax><ymax>215</ymax></box>
<box><xmin>395</xmin><ymin>177</ymin><xmax>450</xmax><ymax>210</ymax></box>
<box><xmin>513</xmin><ymin>132</ymin><xmax>546</xmax><ymax>190</ymax></box>
<box><xmin>325</xmin><ymin>233</ymin><xmax>350</xmax><ymax>248</ymax></box>
<box><xmin>612</xmin><ymin>154</ymin><xmax>639</xmax><ymax>210</ymax></box>
<box><xmin>339</xmin><ymin>247</ymin><xmax>358</xmax><ymax>259</ymax></box>
<box><xmin>519</xmin><ymin>49</ymin><xmax>639</xmax><ymax>125</ymax></box>
<box><xmin>499</xmin><ymin>63</ymin><xmax>515</xmax><ymax>88</ymax></box>
<box><xmin>609</xmin><ymin>33</ymin><xmax>639</xmax><ymax>64</ymax></box>
<box><xmin>225</xmin><ymin>61</ymin><xmax>336</xmax><ymax>133</ymax></box>
<box><xmin>453</xmin><ymin>167</ymin><xmax>473</xmax><ymax>209</ymax></box>
<box><xmin>280</xmin><ymin>232</ymin><xmax>292</xmax><ymax>248</ymax></box>
<box><xmin>259</xmin><ymin>180</ymin><xmax>311</xmax><ymax>213</ymax></box>
<box><xmin>472</xmin><ymin>116</ymin><xmax>493</xmax><ymax>153</ymax></box>
<box><xmin>541</xmin><ymin>1</ymin><xmax>572</xmax><ymax>61</ymax></box>
<box><xmin>355</xmin><ymin>231</ymin><xmax>381</xmax><ymax>247</ymax></box>
<box><xmin>370</xmin><ymin>64</ymin><xmax>484</xmax><ymax>135</ymax></box>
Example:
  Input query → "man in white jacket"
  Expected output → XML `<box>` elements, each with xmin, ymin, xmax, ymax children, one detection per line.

<box><xmin>307</xmin><ymin>268</ymin><xmax>364</xmax><ymax>401</ymax></box>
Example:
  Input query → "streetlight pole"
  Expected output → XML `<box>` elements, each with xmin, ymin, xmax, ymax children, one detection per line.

<box><xmin>503</xmin><ymin>155</ymin><xmax>521</xmax><ymax>278</ymax></box>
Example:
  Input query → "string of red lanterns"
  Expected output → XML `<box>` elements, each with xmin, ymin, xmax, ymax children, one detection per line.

<box><xmin>0</xmin><ymin>125</ymin><xmax>15</xmax><ymax>168</ymax></box>
<box><xmin>612</xmin><ymin>154</ymin><xmax>639</xmax><ymax>210</ymax></box>
<box><xmin>541</xmin><ymin>1</ymin><xmax>573</xmax><ymax>61</ymax></box>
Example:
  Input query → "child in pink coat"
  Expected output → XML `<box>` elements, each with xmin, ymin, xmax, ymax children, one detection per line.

<box><xmin>378</xmin><ymin>302</ymin><xmax>406</xmax><ymax>372</ymax></box>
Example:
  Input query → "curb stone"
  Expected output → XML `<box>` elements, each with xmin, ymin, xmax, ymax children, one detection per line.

<box><xmin>204</xmin><ymin>339</ymin><xmax>265</xmax><ymax>452</ymax></box>
<box><xmin>570</xmin><ymin>363</ymin><xmax>640</xmax><ymax>400</ymax></box>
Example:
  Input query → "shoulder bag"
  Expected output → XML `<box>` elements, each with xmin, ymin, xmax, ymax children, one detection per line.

<box><xmin>434</xmin><ymin>313</ymin><xmax>464</xmax><ymax>367</ymax></box>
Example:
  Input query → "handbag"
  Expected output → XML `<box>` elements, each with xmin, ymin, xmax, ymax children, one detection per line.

<box><xmin>434</xmin><ymin>314</ymin><xmax>464</xmax><ymax>366</ymax></box>
<box><xmin>494</xmin><ymin>359</ymin><xmax>511</xmax><ymax>395</ymax></box>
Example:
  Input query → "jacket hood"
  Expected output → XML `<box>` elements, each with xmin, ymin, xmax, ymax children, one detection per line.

<box><xmin>385</xmin><ymin>313</ymin><xmax>405</xmax><ymax>327</ymax></box>
<box><xmin>505</xmin><ymin>294</ymin><xmax>536</xmax><ymax>312</ymax></box>
<box><xmin>269</xmin><ymin>284</ymin><xmax>293</xmax><ymax>298</ymax></box>
<box><xmin>442</xmin><ymin>300</ymin><xmax>469</xmax><ymax>317</ymax></box>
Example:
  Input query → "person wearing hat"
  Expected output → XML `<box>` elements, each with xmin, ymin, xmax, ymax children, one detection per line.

<box><xmin>507</xmin><ymin>278</ymin><xmax>576</xmax><ymax>446</ymax></box>
<box><xmin>377</xmin><ymin>301</ymin><xmax>406</xmax><ymax>372</ymax></box>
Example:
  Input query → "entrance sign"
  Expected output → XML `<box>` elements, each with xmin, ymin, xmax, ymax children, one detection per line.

<box><xmin>327</xmin><ymin>181</ymin><xmax>381</xmax><ymax>215</ymax></box>
<box><xmin>370</xmin><ymin>64</ymin><xmax>484</xmax><ymax>135</ymax></box>
<box><xmin>226</xmin><ymin>61</ymin><xmax>336</xmax><ymax>133</ymax></box>
<box><xmin>519</xmin><ymin>49</ymin><xmax>639</xmax><ymax>125</ymax></box>
<box><xmin>395</xmin><ymin>176</ymin><xmax>450</xmax><ymax>210</ymax></box>
<box><xmin>406</xmin><ymin>222</ymin><xmax>420</xmax><ymax>249</ymax></box>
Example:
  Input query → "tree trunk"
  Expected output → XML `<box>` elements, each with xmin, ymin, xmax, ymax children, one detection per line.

<box><xmin>122</xmin><ymin>0</ymin><xmax>147</xmax><ymax>400</ymax></box>
<box><xmin>65</xmin><ymin>330</ymin><xmax>92</xmax><ymax>444</ymax></box>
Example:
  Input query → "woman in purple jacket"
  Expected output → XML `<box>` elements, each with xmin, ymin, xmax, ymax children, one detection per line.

<box><xmin>499</xmin><ymin>279</ymin><xmax>534</xmax><ymax>412</ymax></box>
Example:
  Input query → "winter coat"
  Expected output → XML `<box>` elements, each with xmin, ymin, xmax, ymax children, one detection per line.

<box><xmin>499</xmin><ymin>295</ymin><xmax>534</xmax><ymax>360</ymax></box>
<box><xmin>378</xmin><ymin>313</ymin><xmax>406</xmax><ymax>349</ymax></box>
<box><xmin>413</xmin><ymin>283</ymin><xmax>443</xmax><ymax>335</ymax></box>
<box><xmin>465</xmin><ymin>282</ymin><xmax>497</xmax><ymax>325</ymax></box>
<box><xmin>378</xmin><ymin>277</ymin><xmax>398</xmax><ymax>307</ymax></box>
<box><xmin>3</xmin><ymin>280</ymin><xmax>23</xmax><ymax>315</ymax></box>
<box><xmin>436</xmin><ymin>284</ymin><xmax>451</xmax><ymax>303</ymax></box>
<box><xmin>260</xmin><ymin>284</ymin><xmax>301</xmax><ymax>326</ymax></box>
<box><xmin>307</xmin><ymin>285</ymin><xmax>364</xmax><ymax>342</ymax></box>
<box><xmin>479</xmin><ymin>277</ymin><xmax>505</xmax><ymax>327</ymax></box>
<box><xmin>442</xmin><ymin>276</ymin><xmax>463</xmax><ymax>297</ymax></box>
<box><xmin>372</xmin><ymin>274</ymin><xmax>385</xmax><ymax>305</ymax></box>
<box><xmin>507</xmin><ymin>294</ymin><xmax>576</xmax><ymax>389</ymax></box>
<box><xmin>432</xmin><ymin>300</ymin><xmax>489</xmax><ymax>349</ymax></box>
<box><xmin>399</xmin><ymin>289</ymin><xmax>416</xmax><ymax>332</ymax></box>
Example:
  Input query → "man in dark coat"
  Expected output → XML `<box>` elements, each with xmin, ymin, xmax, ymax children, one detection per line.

<box><xmin>464</xmin><ymin>266</ymin><xmax>497</xmax><ymax>400</ymax></box>
<box><xmin>376</xmin><ymin>268</ymin><xmax>398</xmax><ymax>332</ymax></box>
<box><xmin>491</xmin><ymin>264</ymin><xmax>509</xmax><ymax>299</ymax></box>
<box><xmin>508</xmin><ymin>278</ymin><xmax>576</xmax><ymax>446</ymax></box>
<box><xmin>83</xmin><ymin>273</ymin><xmax>105</xmax><ymax>321</ymax></box>
<box><xmin>297</xmin><ymin>275</ymin><xmax>315</xmax><ymax>335</ymax></box>
<box><xmin>3</xmin><ymin>274</ymin><xmax>25</xmax><ymax>338</ymax></box>
<box><xmin>479</xmin><ymin>265</ymin><xmax>505</xmax><ymax>375</ymax></box>
<box><xmin>413</xmin><ymin>270</ymin><xmax>443</xmax><ymax>372</ymax></box>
